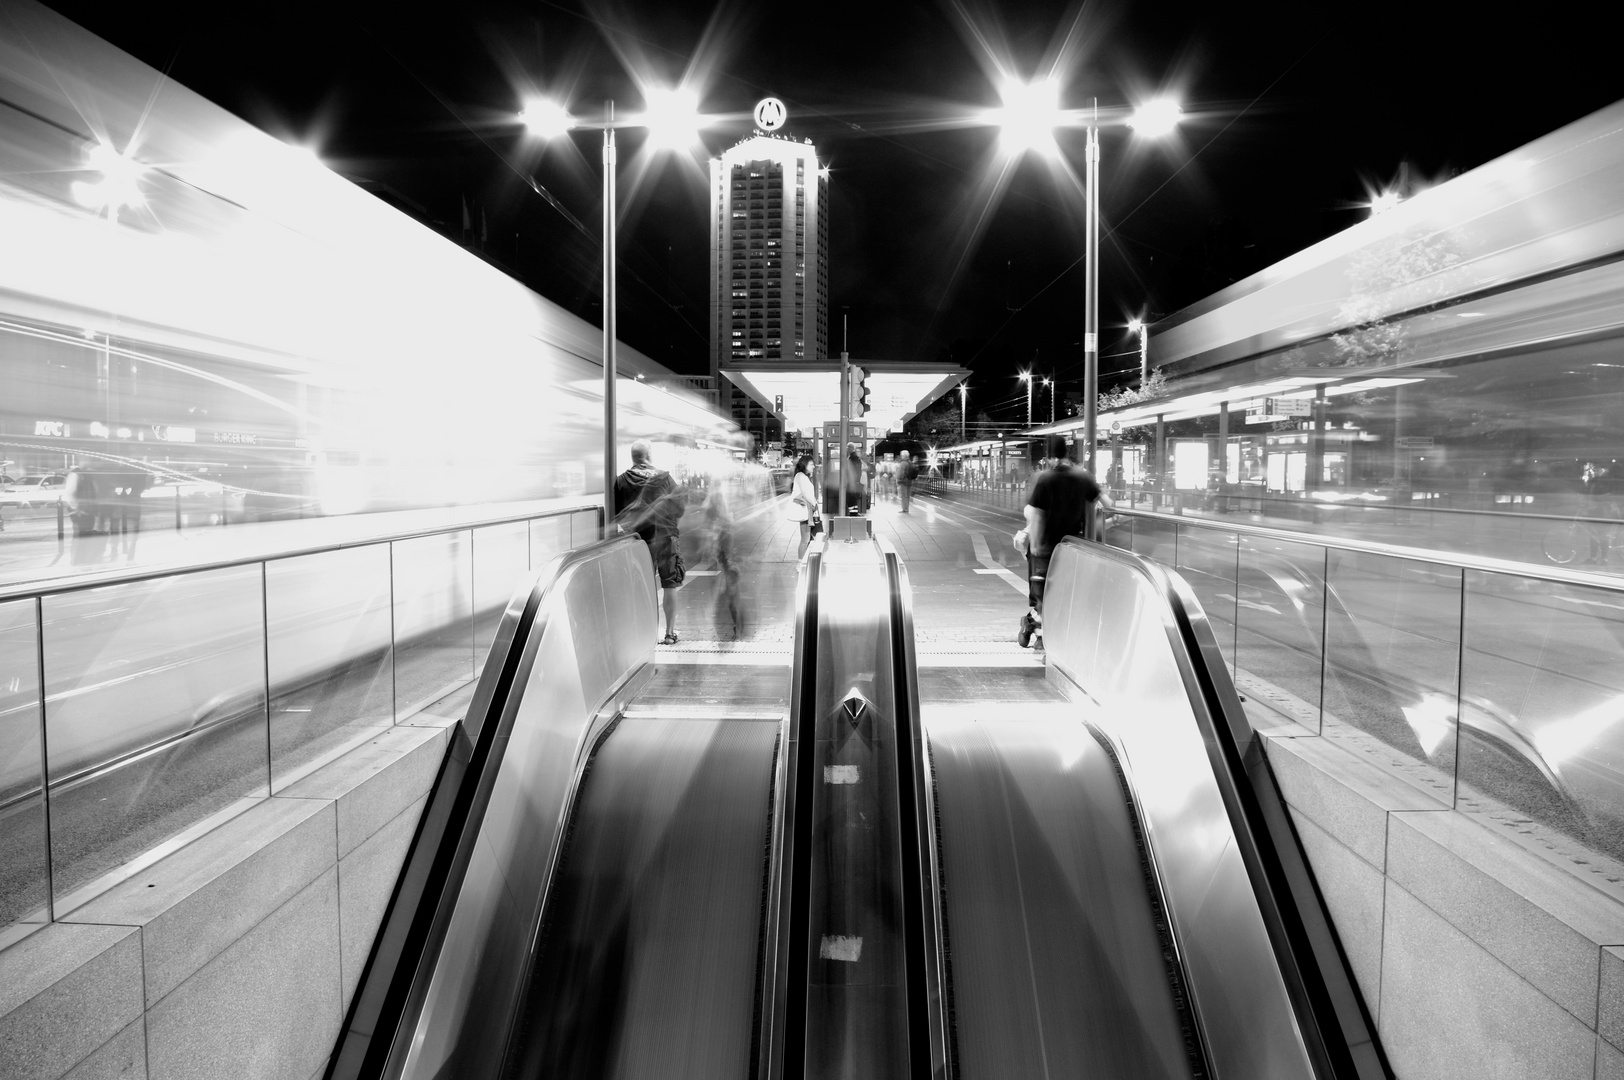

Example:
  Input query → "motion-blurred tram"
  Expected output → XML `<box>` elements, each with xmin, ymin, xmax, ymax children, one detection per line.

<box><xmin>0</xmin><ymin>0</ymin><xmax>729</xmax><ymax>528</ymax></box>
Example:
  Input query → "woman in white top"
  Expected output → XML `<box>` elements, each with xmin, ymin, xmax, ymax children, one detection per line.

<box><xmin>788</xmin><ymin>453</ymin><xmax>820</xmax><ymax>558</ymax></box>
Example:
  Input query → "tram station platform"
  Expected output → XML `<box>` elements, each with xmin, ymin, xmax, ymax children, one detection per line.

<box><xmin>3</xmin><ymin>485</ymin><xmax>1623</xmax><ymax>1080</ymax></box>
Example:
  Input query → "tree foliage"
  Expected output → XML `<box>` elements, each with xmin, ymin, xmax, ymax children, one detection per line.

<box><xmin>1098</xmin><ymin>368</ymin><xmax>1169</xmax><ymax>412</ymax></box>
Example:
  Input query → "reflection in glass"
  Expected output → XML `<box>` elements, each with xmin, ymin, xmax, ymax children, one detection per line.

<box><xmin>1460</xmin><ymin>571</ymin><xmax>1624</xmax><ymax>869</ymax></box>
<box><xmin>268</xmin><ymin>546</ymin><xmax>394</xmax><ymax>789</ymax></box>
<box><xmin>1234</xmin><ymin>537</ymin><xmax>1328</xmax><ymax>735</ymax></box>
<box><xmin>0</xmin><ymin>599</ymin><xmax>47</xmax><ymax>936</ymax></box>
<box><xmin>394</xmin><ymin>531</ymin><xmax>475</xmax><ymax>719</ymax></box>
<box><xmin>43</xmin><ymin>567</ymin><xmax>267</xmax><ymax>908</ymax></box>
<box><xmin>1322</xmin><ymin>550</ymin><xmax>1459</xmax><ymax>805</ymax></box>
<box><xmin>1174</xmin><ymin>525</ymin><xmax>1238</xmax><ymax>673</ymax></box>
<box><xmin>474</xmin><ymin>522</ymin><xmax>532</xmax><ymax>663</ymax></box>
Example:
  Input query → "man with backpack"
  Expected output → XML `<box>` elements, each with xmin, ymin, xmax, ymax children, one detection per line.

<box><xmin>1013</xmin><ymin>436</ymin><xmax>1112</xmax><ymax>649</ymax></box>
<box><xmin>613</xmin><ymin>440</ymin><xmax>687</xmax><ymax>645</ymax></box>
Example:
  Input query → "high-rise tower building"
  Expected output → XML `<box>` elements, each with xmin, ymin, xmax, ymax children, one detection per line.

<box><xmin>709</xmin><ymin>125</ymin><xmax>829</xmax><ymax>438</ymax></box>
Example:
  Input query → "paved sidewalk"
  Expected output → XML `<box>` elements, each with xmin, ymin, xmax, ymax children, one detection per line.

<box><xmin>665</xmin><ymin>489</ymin><xmax>1035</xmax><ymax>659</ymax></box>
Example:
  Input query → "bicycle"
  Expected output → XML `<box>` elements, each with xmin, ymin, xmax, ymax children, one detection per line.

<box><xmin>1541</xmin><ymin>519</ymin><xmax>1617</xmax><ymax>566</ymax></box>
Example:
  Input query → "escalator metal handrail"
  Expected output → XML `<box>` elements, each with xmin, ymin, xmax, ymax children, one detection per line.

<box><xmin>326</xmin><ymin>532</ymin><xmax>652</xmax><ymax>1080</ymax></box>
<box><xmin>1048</xmin><ymin>537</ymin><xmax>1390</xmax><ymax>1080</ymax></box>
<box><xmin>765</xmin><ymin>543</ymin><xmax>821</xmax><ymax>1080</ymax></box>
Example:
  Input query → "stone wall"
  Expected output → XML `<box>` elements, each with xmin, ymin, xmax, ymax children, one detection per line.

<box><xmin>0</xmin><ymin>714</ymin><xmax>453</xmax><ymax>1080</ymax></box>
<box><xmin>1265</xmin><ymin>731</ymin><xmax>1624</xmax><ymax>1080</ymax></box>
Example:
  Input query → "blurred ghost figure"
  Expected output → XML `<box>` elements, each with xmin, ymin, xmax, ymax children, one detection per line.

<box><xmin>695</xmin><ymin>471</ymin><xmax>746</xmax><ymax>638</ymax></box>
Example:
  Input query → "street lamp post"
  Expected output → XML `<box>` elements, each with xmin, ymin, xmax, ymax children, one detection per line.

<box><xmin>601</xmin><ymin>104</ymin><xmax>617</xmax><ymax>519</ymax></box>
<box><xmin>1083</xmin><ymin>110</ymin><xmax>1100</xmax><ymax>474</ymax></box>
<box><xmin>995</xmin><ymin>90</ymin><xmax>1180</xmax><ymax>475</ymax></box>
<box><xmin>1043</xmin><ymin>376</ymin><xmax>1054</xmax><ymax>424</ymax></box>
<box><xmin>521</xmin><ymin>91</ymin><xmax>702</xmax><ymax>521</ymax></box>
<box><xmin>959</xmin><ymin>384</ymin><xmax>968</xmax><ymax>441</ymax></box>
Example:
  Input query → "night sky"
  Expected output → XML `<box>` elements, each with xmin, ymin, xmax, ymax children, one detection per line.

<box><xmin>41</xmin><ymin>0</ymin><xmax>1623</xmax><ymax>427</ymax></box>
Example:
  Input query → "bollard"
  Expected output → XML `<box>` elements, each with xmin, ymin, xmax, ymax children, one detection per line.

<box><xmin>57</xmin><ymin>499</ymin><xmax>65</xmax><ymax>540</ymax></box>
<box><xmin>174</xmin><ymin>487</ymin><xmax>182</xmax><ymax>532</ymax></box>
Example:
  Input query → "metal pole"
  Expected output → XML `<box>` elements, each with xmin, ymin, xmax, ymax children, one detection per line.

<box><xmin>839</xmin><ymin>351</ymin><xmax>849</xmax><ymax>516</ymax></box>
<box><xmin>1139</xmin><ymin>328</ymin><xmax>1149</xmax><ymax>386</ymax></box>
<box><xmin>602</xmin><ymin>106</ymin><xmax>618</xmax><ymax>530</ymax></box>
<box><xmin>960</xmin><ymin>386</ymin><xmax>967</xmax><ymax>441</ymax></box>
<box><xmin>1083</xmin><ymin>109</ymin><xmax>1100</xmax><ymax>475</ymax></box>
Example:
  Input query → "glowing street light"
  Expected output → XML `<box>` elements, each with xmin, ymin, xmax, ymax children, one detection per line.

<box><xmin>959</xmin><ymin>383</ymin><xmax>969</xmax><ymax>440</ymax></box>
<box><xmin>1043</xmin><ymin>376</ymin><xmax>1054</xmax><ymax>424</ymax></box>
<box><xmin>1126</xmin><ymin>98</ymin><xmax>1182</xmax><ymax>138</ymax></box>
<box><xmin>1019</xmin><ymin>369</ymin><xmax>1034</xmax><ymax>426</ymax></box>
<box><xmin>993</xmin><ymin>78</ymin><xmax>1064</xmax><ymax>157</ymax></box>
<box><xmin>1127</xmin><ymin>316</ymin><xmax>1149</xmax><ymax>385</ymax></box>
<box><xmin>996</xmin><ymin>86</ymin><xmax>1181</xmax><ymax>472</ymax></box>
<box><xmin>520</xmin><ymin>91</ymin><xmax>705</xmax><ymax>509</ymax></box>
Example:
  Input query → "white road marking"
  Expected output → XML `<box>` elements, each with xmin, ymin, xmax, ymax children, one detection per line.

<box><xmin>970</xmin><ymin>532</ymin><xmax>1029</xmax><ymax>596</ymax></box>
<box><xmin>819</xmin><ymin>935</ymin><xmax>864</xmax><ymax>962</ymax></box>
<box><xmin>685</xmin><ymin>569</ymin><xmax>721</xmax><ymax>577</ymax></box>
<box><xmin>823</xmin><ymin>764</ymin><xmax>860</xmax><ymax>784</ymax></box>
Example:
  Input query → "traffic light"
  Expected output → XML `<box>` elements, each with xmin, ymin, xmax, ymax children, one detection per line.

<box><xmin>846</xmin><ymin>365</ymin><xmax>870</xmax><ymax>416</ymax></box>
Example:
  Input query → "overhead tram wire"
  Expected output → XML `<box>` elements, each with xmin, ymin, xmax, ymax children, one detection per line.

<box><xmin>353</xmin><ymin>19</ymin><xmax>710</xmax><ymax>346</ymax></box>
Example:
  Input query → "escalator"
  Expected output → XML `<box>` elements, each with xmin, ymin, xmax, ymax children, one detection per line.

<box><xmin>328</xmin><ymin>529</ymin><xmax>1387</xmax><ymax>1080</ymax></box>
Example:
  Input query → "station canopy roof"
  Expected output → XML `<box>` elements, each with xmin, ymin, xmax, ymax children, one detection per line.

<box><xmin>1023</xmin><ymin>369</ymin><xmax>1451</xmax><ymax>438</ymax></box>
<box><xmin>722</xmin><ymin>361</ymin><xmax>968</xmax><ymax>437</ymax></box>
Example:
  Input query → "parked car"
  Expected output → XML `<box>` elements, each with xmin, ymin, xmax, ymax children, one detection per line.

<box><xmin>0</xmin><ymin>473</ymin><xmax>66</xmax><ymax>507</ymax></box>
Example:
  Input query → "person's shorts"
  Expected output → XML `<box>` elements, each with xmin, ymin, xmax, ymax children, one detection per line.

<box><xmin>651</xmin><ymin>536</ymin><xmax>686</xmax><ymax>589</ymax></box>
<box><xmin>1027</xmin><ymin>553</ymin><xmax>1050</xmax><ymax>611</ymax></box>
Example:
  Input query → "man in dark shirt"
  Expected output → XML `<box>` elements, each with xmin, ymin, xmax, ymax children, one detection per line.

<box><xmin>613</xmin><ymin>439</ymin><xmax>686</xmax><ymax>644</ymax></box>
<box><xmin>1013</xmin><ymin>436</ymin><xmax>1112</xmax><ymax>648</ymax></box>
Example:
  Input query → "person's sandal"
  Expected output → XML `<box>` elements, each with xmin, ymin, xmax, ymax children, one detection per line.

<box><xmin>660</xmin><ymin>632</ymin><xmax>679</xmax><ymax>646</ymax></box>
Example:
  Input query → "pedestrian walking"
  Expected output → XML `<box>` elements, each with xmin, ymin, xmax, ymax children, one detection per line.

<box><xmin>1013</xmin><ymin>436</ymin><xmax>1113</xmax><ymax>649</ymax></box>
<box><xmin>898</xmin><ymin>450</ymin><xmax>917</xmax><ymax>513</ymax></box>
<box><xmin>613</xmin><ymin>439</ymin><xmax>687</xmax><ymax>645</ymax></box>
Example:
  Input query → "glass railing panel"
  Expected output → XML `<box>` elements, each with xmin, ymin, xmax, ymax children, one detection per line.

<box><xmin>531</xmin><ymin>514</ymin><xmax>571</xmax><ymax>569</ymax></box>
<box><xmin>1322</xmin><ymin>550</ymin><xmax>1459</xmax><ymax>806</ymax></box>
<box><xmin>42</xmin><ymin>566</ymin><xmax>269</xmax><ymax>910</ymax></box>
<box><xmin>1101</xmin><ymin>511</ymin><xmax>1134</xmax><ymax>553</ymax></box>
<box><xmin>1459</xmin><ymin>571</ymin><xmax>1624</xmax><ymax>878</ymax></box>
<box><xmin>1234</xmin><ymin>536</ymin><xmax>1329</xmax><ymax>735</ymax></box>
<box><xmin>267</xmin><ymin>546</ymin><xmax>394</xmax><ymax>790</ymax></box>
<box><xmin>473</xmin><ymin>522</ymin><xmax>532</xmax><ymax>664</ymax></box>
<box><xmin>569</xmin><ymin>509</ymin><xmax>601</xmax><ymax>547</ymax></box>
<box><xmin>393</xmin><ymin>531</ymin><xmax>476</xmax><ymax>720</ymax></box>
<box><xmin>1131</xmin><ymin>514</ymin><xmax>1177</xmax><ymax>565</ymax></box>
<box><xmin>0</xmin><ymin>598</ymin><xmax>47</xmax><ymax>937</ymax></box>
<box><xmin>1174</xmin><ymin>523</ymin><xmax>1239</xmax><ymax>675</ymax></box>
